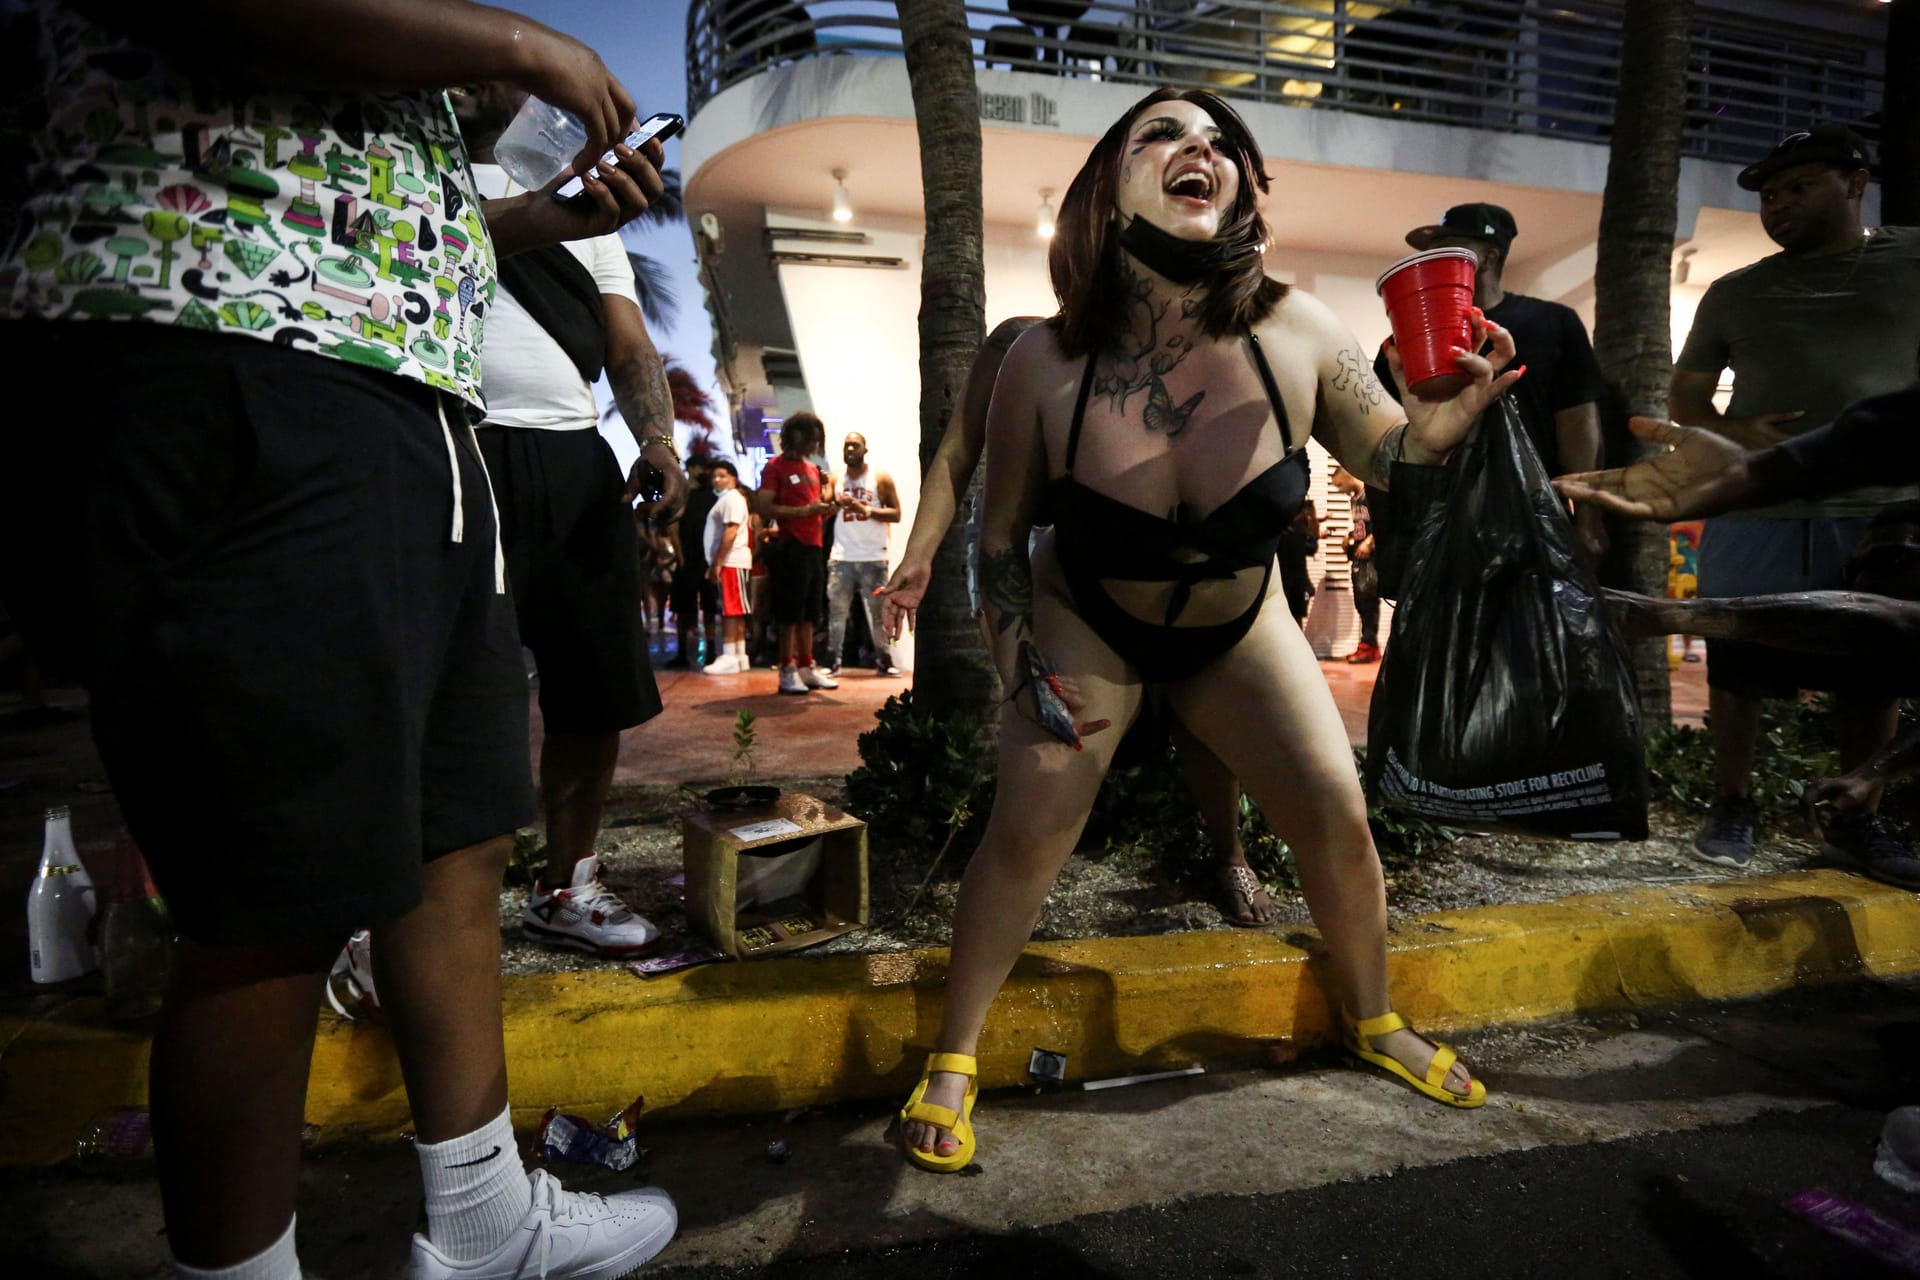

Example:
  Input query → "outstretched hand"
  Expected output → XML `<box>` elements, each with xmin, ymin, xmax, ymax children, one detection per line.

<box><xmin>1394</xmin><ymin>309</ymin><xmax>1524</xmax><ymax>460</ymax></box>
<box><xmin>878</xmin><ymin>558</ymin><xmax>929</xmax><ymax>641</ymax></box>
<box><xmin>1553</xmin><ymin>417</ymin><xmax>1752</xmax><ymax>522</ymax></box>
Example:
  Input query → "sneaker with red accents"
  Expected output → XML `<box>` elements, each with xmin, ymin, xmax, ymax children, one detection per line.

<box><xmin>324</xmin><ymin>929</ymin><xmax>382</xmax><ymax>1022</ymax></box>
<box><xmin>522</xmin><ymin>855</ymin><xmax>661</xmax><ymax>957</ymax></box>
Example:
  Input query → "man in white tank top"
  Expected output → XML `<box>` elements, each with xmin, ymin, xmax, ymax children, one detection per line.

<box><xmin>826</xmin><ymin>432</ymin><xmax>903</xmax><ymax>676</ymax></box>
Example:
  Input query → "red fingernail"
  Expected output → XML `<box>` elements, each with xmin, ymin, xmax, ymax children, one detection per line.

<box><xmin>1516</xmin><ymin>364</ymin><xmax>1528</xmax><ymax>377</ymax></box>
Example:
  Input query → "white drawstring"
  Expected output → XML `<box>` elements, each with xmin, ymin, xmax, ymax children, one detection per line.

<box><xmin>439</xmin><ymin>396</ymin><xmax>465</xmax><ymax>543</ymax></box>
<box><xmin>438</xmin><ymin>396</ymin><xmax>508</xmax><ymax>594</ymax></box>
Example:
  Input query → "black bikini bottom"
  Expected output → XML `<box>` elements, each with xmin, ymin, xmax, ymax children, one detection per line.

<box><xmin>1063</xmin><ymin>562</ymin><xmax>1274</xmax><ymax>685</ymax></box>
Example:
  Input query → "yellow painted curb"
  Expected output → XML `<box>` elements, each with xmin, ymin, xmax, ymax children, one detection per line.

<box><xmin>3</xmin><ymin>869</ymin><xmax>1915</xmax><ymax>1165</ymax></box>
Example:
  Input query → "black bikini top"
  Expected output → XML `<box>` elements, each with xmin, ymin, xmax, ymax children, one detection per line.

<box><xmin>1048</xmin><ymin>333</ymin><xmax>1311</xmax><ymax>623</ymax></box>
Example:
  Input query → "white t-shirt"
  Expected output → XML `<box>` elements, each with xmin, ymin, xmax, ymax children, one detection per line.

<box><xmin>830</xmin><ymin>467</ymin><xmax>891</xmax><ymax>563</ymax></box>
<box><xmin>470</xmin><ymin>163</ymin><xmax>639</xmax><ymax>430</ymax></box>
<box><xmin>705</xmin><ymin>488</ymin><xmax>752</xmax><ymax>569</ymax></box>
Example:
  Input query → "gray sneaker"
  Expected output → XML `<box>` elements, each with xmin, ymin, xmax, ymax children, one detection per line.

<box><xmin>1877</xmin><ymin>1106</ymin><xmax>1920</xmax><ymax>1192</ymax></box>
<box><xmin>1692</xmin><ymin>797</ymin><xmax>1758</xmax><ymax>869</ymax></box>
<box><xmin>1821</xmin><ymin>814</ymin><xmax>1920</xmax><ymax>890</ymax></box>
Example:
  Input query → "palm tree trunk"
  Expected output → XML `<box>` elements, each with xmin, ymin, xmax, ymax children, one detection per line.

<box><xmin>899</xmin><ymin>0</ymin><xmax>996</xmax><ymax>717</ymax></box>
<box><xmin>1592</xmin><ymin>0</ymin><xmax>1692</xmax><ymax>726</ymax></box>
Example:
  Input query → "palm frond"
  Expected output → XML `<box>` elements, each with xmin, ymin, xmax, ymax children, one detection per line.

<box><xmin>626</xmin><ymin>251</ymin><xmax>679</xmax><ymax>330</ymax></box>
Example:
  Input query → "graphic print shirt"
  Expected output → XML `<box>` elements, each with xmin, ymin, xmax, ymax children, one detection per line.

<box><xmin>0</xmin><ymin>4</ymin><xmax>498</xmax><ymax>411</ymax></box>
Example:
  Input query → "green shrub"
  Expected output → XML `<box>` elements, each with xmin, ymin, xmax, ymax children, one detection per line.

<box><xmin>1647</xmin><ymin>695</ymin><xmax>1916</xmax><ymax>838</ymax></box>
<box><xmin>845</xmin><ymin>692</ymin><xmax>994</xmax><ymax>857</ymax></box>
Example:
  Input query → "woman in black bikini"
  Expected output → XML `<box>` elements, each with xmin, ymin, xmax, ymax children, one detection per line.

<box><xmin>897</xmin><ymin>88</ymin><xmax>1521</xmax><ymax>1172</ymax></box>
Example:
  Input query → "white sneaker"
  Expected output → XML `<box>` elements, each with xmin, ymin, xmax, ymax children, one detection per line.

<box><xmin>522</xmin><ymin>856</ymin><xmax>661</xmax><ymax>957</ymax></box>
<box><xmin>778</xmin><ymin>664</ymin><xmax>809</xmax><ymax>695</ymax></box>
<box><xmin>799</xmin><ymin>664</ymin><xmax>838</xmax><ymax>690</ymax></box>
<box><xmin>324</xmin><ymin>929</ymin><xmax>380</xmax><ymax>1021</ymax></box>
<box><xmin>700</xmin><ymin>653</ymin><xmax>742</xmax><ymax>675</ymax></box>
<box><xmin>407</xmin><ymin>1168</ymin><xmax>676</xmax><ymax>1279</ymax></box>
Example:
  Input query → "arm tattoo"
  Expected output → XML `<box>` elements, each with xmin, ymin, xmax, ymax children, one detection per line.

<box><xmin>609</xmin><ymin>349</ymin><xmax>671</xmax><ymax>438</ymax></box>
<box><xmin>1370</xmin><ymin>421</ymin><xmax>1409</xmax><ymax>484</ymax></box>
<box><xmin>1092</xmin><ymin>261</ymin><xmax>1205</xmax><ymax>436</ymax></box>
<box><xmin>1330</xmin><ymin>347</ymin><xmax>1387</xmax><ymax>417</ymax></box>
<box><xmin>980</xmin><ymin>546</ymin><xmax>1035</xmax><ymax>635</ymax></box>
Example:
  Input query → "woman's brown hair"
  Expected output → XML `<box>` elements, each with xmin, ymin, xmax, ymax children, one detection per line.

<box><xmin>1048</xmin><ymin>88</ymin><xmax>1286</xmax><ymax>358</ymax></box>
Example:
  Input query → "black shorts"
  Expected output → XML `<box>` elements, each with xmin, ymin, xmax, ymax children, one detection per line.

<box><xmin>767</xmin><ymin>540</ymin><xmax>826</xmax><ymax>625</ymax></box>
<box><xmin>0</xmin><ymin>323</ymin><xmax>534</xmax><ymax>946</ymax></box>
<box><xmin>476</xmin><ymin>427</ymin><xmax>663</xmax><ymax>734</ymax></box>
<box><xmin>670</xmin><ymin>565</ymin><xmax>719</xmax><ymax>620</ymax></box>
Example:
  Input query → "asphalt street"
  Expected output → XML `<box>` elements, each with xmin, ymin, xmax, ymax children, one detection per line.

<box><xmin>9</xmin><ymin>981</ymin><xmax>1920</xmax><ymax>1278</ymax></box>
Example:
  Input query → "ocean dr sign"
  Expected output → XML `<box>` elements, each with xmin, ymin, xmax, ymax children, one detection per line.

<box><xmin>978</xmin><ymin>90</ymin><xmax>1059</xmax><ymax>127</ymax></box>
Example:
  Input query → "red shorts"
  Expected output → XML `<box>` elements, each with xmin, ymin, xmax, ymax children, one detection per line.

<box><xmin>718</xmin><ymin>566</ymin><xmax>751</xmax><ymax>618</ymax></box>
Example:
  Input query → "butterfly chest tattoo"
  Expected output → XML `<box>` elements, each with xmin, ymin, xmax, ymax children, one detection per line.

<box><xmin>1093</xmin><ymin>274</ymin><xmax>1208</xmax><ymax>437</ymax></box>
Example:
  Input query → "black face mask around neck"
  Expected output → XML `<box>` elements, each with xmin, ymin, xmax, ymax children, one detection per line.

<box><xmin>1115</xmin><ymin>213</ymin><xmax>1240</xmax><ymax>285</ymax></box>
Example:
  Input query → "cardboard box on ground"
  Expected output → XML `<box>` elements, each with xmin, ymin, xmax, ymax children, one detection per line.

<box><xmin>683</xmin><ymin>792</ymin><xmax>869</xmax><ymax>958</ymax></box>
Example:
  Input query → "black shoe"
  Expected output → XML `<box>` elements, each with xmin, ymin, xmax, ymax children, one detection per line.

<box><xmin>1692</xmin><ymin>796</ymin><xmax>1757</xmax><ymax>869</ymax></box>
<box><xmin>664</xmin><ymin>655</ymin><xmax>690</xmax><ymax>670</ymax></box>
<box><xmin>1822</xmin><ymin>814</ymin><xmax>1920</xmax><ymax>889</ymax></box>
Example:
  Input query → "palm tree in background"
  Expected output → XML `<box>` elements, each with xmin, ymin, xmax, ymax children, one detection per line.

<box><xmin>899</xmin><ymin>0</ymin><xmax>995</xmax><ymax>719</ymax></box>
<box><xmin>667</xmin><ymin>359</ymin><xmax>720</xmax><ymax>457</ymax></box>
<box><xmin>1592</xmin><ymin>0</ymin><xmax>1692</xmax><ymax>725</ymax></box>
<box><xmin>619</xmin><ymin>167</ymin><xmax>686</xmax><ymax>331</ymax></box>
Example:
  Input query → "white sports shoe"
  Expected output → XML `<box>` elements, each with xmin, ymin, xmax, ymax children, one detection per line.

<box><xmin>798</xmin><ymin>663</ymin><xmax>838</xmax><ymax>690</ymax></box>
<box><xmin>324</xmin><ymin>929</ymin><xmax>381</xmax><ymax>1021</ymax></box>
<box><xmin>522</xmin><ymin>856</ymin><xmax>661</xmax><ymax>957</ymax></box>
<box><xmin>407</xmin><ymin>1169</ymin><xmax>676</xmax><ymax>1280</ymax></box>
<box><xmin>777</xmin><ymin>664</ymin><xmax>809</xmax><ymax>695</ymax></box>
<box><xmin>700</xmin><ymin>653</ymin><xmax>742</xmax><ymax>675</ymax></box>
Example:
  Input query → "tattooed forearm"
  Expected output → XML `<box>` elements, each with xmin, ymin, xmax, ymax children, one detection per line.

<box><xmin>609</xmin><ymin>350</ymin><xmax>671</xmax><ymax>440</ymax></box>
<box><xmin>1370</xmin><ymin>421</ymin><xmax>1409</xmax><ymax>486</ymax></box>
<box><xmin>980</xmin><ymin>545</ymin><xmax>1035</xmax><ymax>635</ymax></box>
<box><xmin>1330</xmin><ymin>347</ymin><xmax>1387</xmax><ymax>417</ymax></box>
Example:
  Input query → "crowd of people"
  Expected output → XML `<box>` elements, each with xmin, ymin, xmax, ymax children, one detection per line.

<box><xmin>0</xmin><ymin>1</ymin><xmax>1913</xmax><ymax>1275</ymax></box>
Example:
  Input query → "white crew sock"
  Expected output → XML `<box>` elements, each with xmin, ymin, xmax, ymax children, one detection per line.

<box><xmin>173</xmin><ymin>1215</ymin><xmax>300</xmax><ymax>1279</ymax></box>
<box><xmin>731</xmin><ymin>640</ymin><xmax>746</xmax><ymax>658</ymax></box>
<box><xmin>415</xmin><ymin>1107</ymin><xmax>533</xmax><ymax>1262</ymax></box>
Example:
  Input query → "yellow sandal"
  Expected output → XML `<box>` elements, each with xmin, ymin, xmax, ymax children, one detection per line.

<box><xmin>1345</xmin><ymin>1011</ymin><xmax>1486</xmax><ymax>1108</ymax></box>
<box><xmin>897</xmin><ymin>1052</ymin><xmax>979</xmax><ymax>1172</ymax></box>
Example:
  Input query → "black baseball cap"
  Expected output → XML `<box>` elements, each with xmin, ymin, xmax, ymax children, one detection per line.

<box><xmin>1405</xmin><ymin>202</ymin><xmax>1518</xmax><ymax>254</ymax></box>
<box><xmin>1737</xmin><ymin>123</ymin><xmax>1874</xmax><ymax>192</ymax></box>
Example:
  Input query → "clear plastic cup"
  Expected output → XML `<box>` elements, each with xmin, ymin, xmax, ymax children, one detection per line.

<box><xmin>495</xmin><ymin>96</ymin><xmax>587</xmax><ymax>192</ymax></box>
<box><xmin>1375</xmin><ymin>248</ymin><xmax>1479</xmax><ymax>402</ymax></box>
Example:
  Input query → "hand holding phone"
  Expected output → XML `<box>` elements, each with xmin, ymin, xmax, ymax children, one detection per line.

<box><xmin>554</xmin><ymin>112</ymin><xmax>684</xmax><ymax>201</ymax></box>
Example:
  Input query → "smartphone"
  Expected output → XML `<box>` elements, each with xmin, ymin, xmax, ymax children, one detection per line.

<box><xmin>553</xmin><ymin>112</ymin><xmax>684</xmax><ymax>201</ymax></box>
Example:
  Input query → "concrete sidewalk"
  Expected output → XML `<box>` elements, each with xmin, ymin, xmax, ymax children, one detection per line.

<box><xmin>2</xmin><ymin>865</ymin><xmax>1911</xmax><ymax>1166</ymax></box>
<box><xmin>568</xmin><ymin>656</ymin><xmax>1709</xmax><ymax>786</ymax></box>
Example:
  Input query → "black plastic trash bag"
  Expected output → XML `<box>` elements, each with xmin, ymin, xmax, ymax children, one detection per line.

<box><xmin>1364</xmin><ymin>397</ymin><xmax>1648</xmax><ymax>840</ymax></box>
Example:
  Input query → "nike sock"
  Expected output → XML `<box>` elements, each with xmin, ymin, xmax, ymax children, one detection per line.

<box><xmin>416</xmin><ymin>1107</ymin><xmax>532</xmax><ymax>1262</ymax></box>
<box><xmin>172</xmin><ymin>1216</ymin><xmax>300</xmax><ymax>1279</ymax></box>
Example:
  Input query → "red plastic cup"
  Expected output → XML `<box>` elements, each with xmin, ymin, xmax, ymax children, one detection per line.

<box><xmin>1375</xmin><ymin>248</ymin><xmax>1478</xmax><ymax>402</ymax></box>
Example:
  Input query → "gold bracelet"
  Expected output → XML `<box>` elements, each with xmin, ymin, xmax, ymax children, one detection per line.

<box><xmin>639</xmin><ymin>433</ymin><xmax>679</xmax><ymax>463</ymax></box>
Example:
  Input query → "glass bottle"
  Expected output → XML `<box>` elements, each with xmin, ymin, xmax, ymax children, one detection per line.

<box><xmin>27</xmin><ymin>805</ymin><xmax>96</xmax><ymax>983</ymax></box>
